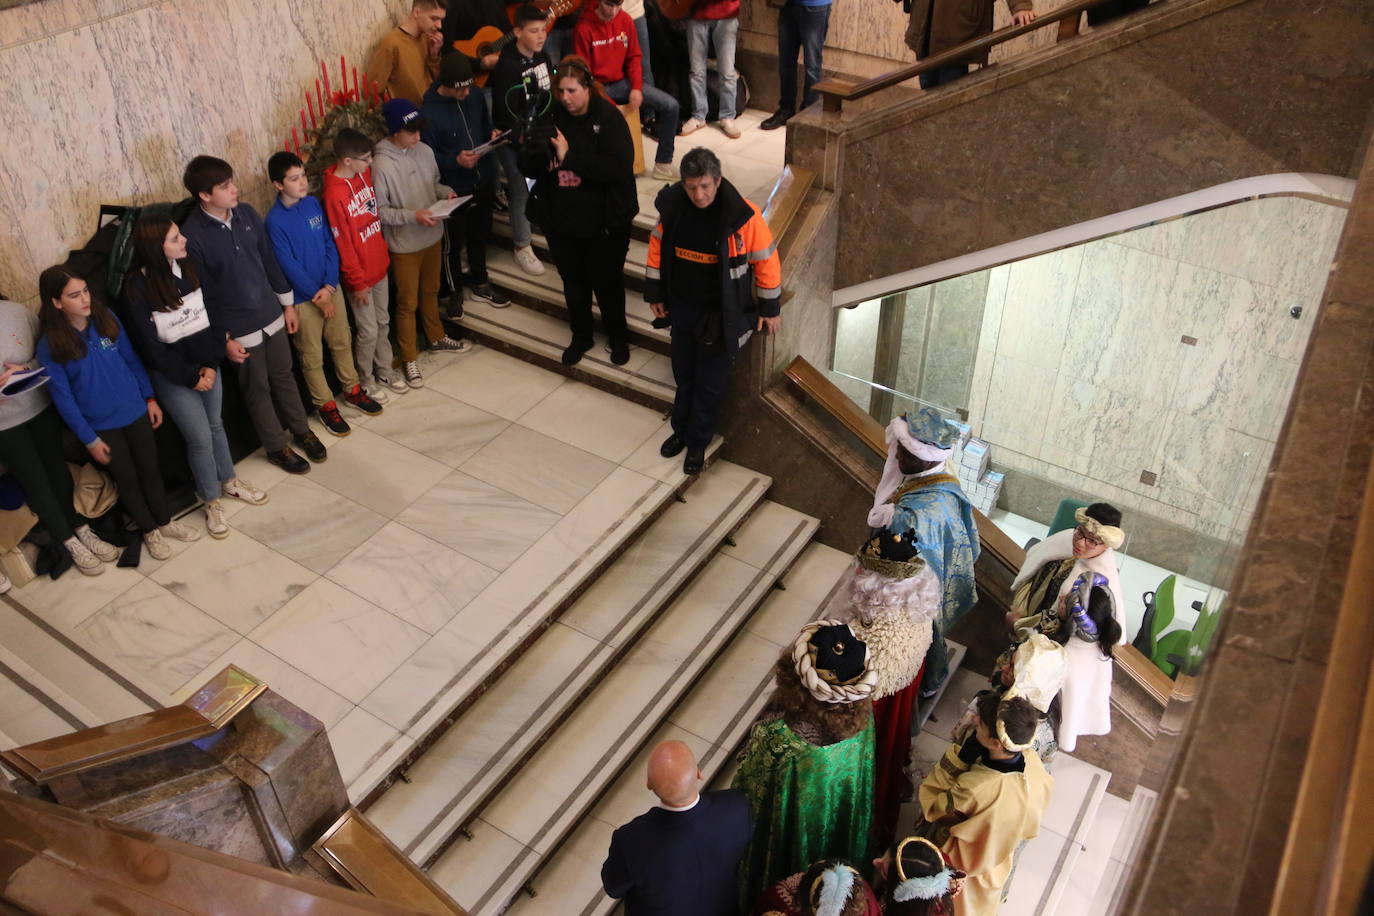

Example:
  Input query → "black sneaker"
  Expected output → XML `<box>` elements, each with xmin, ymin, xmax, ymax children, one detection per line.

<box><xmin>294</xmin><ymin>430</ymin><xmax>328</xmax><ymax>463</ymax></box>
<box><xmin>266</xmin><ymin>447</ymin><xmax>310</xmax><ymax>475</ymax></box>
<box><xmin>683</xmin><ymin>446</ymin><xmax>706</xmax><ymax>475</ymax></box>
<box><xmin>468</xmin><ymin>282</ymin><xmax>511</xmax><ymax>308</ymax></box>
<box><xmin>343</xmin><ymin>384</ymin><xmax>383</xmax><ymax>415</ymax></box>
<box><xmin>760</xmin><ymin>110</ymin><xmax>793</xmax><ymax>131</ymax></box>
<box><xmin>562</xmin><ymin>339</ymin><xmax>593</xmax><ymax>366</ymax></box>
<box><xmin>317</xmin><ymin>401</ymin><xmax>351</xmax><ymax>437</ymax></box>
<box><xmin>609</xmin><ymin>341</ymin><xmax>630</xmax><ymax>366</ymax></box>
<box><xmin>660</xmin><ymin>434</ymin><xmax>685</xmax><ymax>458</ymax></box>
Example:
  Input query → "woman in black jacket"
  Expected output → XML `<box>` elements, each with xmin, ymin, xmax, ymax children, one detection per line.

<box><xmin>520</xmin><ymin>56</ymin><xmax>639</xmax><ymax>367</ymax></box>
<box><xmin>123</xmin><ymin>214</ymin><xmax>267</xmax><ymax>540</ymax></box>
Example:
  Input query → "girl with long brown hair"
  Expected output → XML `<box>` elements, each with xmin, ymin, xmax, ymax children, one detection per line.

<box><xmin>36</xmin><ymin>265</ymin><xmax>201</xmax><ymax>561</ymax></box>
<box><xmin>122</xmin><ymin>214</ymin><xmax>267</xmax><ymax>539</ymax></box>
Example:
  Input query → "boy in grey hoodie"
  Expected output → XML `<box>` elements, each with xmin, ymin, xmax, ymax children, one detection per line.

<box><xmin>374</xmin><ymin>99</ymin><xmax>471</xmax><ymax>388</ymax></box>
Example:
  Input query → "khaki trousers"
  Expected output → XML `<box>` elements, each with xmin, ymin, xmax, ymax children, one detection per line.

<box><xmin>293</xmin><ymin>290</ymin><xmax>360</xmax><ymax>406</ymax></box>
<box><xmin>391</xmin><ymin>243</ymin><xmax>444</xmax><ymax>361</ymax></box>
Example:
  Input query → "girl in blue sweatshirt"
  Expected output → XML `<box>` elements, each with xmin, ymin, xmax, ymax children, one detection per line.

<box><xmin>36</xmin><ymin>265</ymin><xmax>201</xmax><ymax>561</ymax></box>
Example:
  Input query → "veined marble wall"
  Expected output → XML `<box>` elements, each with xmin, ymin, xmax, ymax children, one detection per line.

<box><xmin>0</xmin><ymin>0</ymin><xmax>409</xmax><ymax>303</ymax></box>
<box><xmin>834</xmin><ymin>196</ymin><xmax>1347</xmax><ymax>555</ymax></box>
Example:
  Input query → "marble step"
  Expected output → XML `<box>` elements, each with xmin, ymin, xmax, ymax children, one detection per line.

<box><xmin>0</xmin><ymin>594</ymin><xmax>161</xmax><ymax>742</ymax></box>
<box><xmin>366</xmin><ymin>460</ymin><xmax>772</xmax><ymax>866</ymax></box>
<box><xmin>427</xmin><ymin>500</ymin><xmax>823</xmax><ymax>915</ymax></box>
<box><xmin>999</xmin><ymin>753</ymin><xmax>1112</xmax><ymax>916</ymax></box>
<box><xmin>1055</xmin><ymin>791</ymin><xmax>1130</xmax><ymax>916</ymax></box>
<box><xmin>456</xmin><ymin>299</ymin><xmax>675</xmax><ymax>411</ymax></box>
<box><xmin>482</xmin><ymin>246</ymin><xmax>669</xmax><ymax>352</ymax></box>
<box><xmin>343</xmin><ymin>424</ymin><xmax>724</xmax><ymax>804</ymax></box>
<box><xmin>503</xmin><ymin>541</ymin><xmax>857</xmax><ymax>916</ymax></box>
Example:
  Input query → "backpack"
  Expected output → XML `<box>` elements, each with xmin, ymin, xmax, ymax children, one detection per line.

<box><xmin>64</xmin><ymin>198</ymin><xmax>198</xmax><ymax>304</ymax></box>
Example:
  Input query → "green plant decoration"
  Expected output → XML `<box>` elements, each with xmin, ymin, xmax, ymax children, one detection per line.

<box><xmin>281</xmin><ymin>56</ymin><xmax>390</xmax><ymax>197</ymax></box>
<box><xmin>1181</xmin><ymin>599</ymin><xmax>1223</xmax><ymax>677</ymax></box>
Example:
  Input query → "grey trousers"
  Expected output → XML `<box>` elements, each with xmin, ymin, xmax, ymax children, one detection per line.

<box><xmin>234</xmin><ymin>324</ymin><xmax>310</xmax><ymax>452</ymax></box>
<box><xmin>350</xmin><ymin>280</ymin><xmax>394</xmax><ymax>379</ymax></box>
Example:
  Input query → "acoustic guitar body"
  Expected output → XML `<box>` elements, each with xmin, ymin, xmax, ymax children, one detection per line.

<box><xmin>452</xmin><ymin>26</ymin><xmax>509</xmax><ymax>87</ymax></box>
<box><xmin>656</xmin><ymin>0</ymin><xmax>697</xmax><ymax>20</ymax></box>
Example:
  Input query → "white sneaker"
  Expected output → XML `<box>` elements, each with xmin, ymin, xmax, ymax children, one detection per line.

<box><xmin>204</xmin><ymin>500</ymin><xmax>229</xmax><ymax>539</ymax></box>
<box><xmin>365</xmin><ymin>381</ymin><xmax>390</xmax><ymax>404</ymax></box>
<box><xmin>74</xmin><ymin>524</ymin><xmax>119</xmax><ymax>562</ymax></box>
<box><xmin>222</xmin><ymin>477</ymin><xmax>268</xmax><ymax>505</ymax></box>
<box><xmin>159</xmin><ymin>520</ymin><xmax>202</xmax><ymax>543</ymax></box>
<box><xmin>679</xmin><ymin>117</ymin><xmax>705</xmax><ymax>135</ymax></box>
<box><xmin>403</xmin><ymin>361</ymin><xmax>424</xmax><ymax>388</ymax></box>
<box><xmin>718</xmin><ymin>118</ymin><xmax>741</xmax><ymax>139</ymax></box>
<box><xmin>651</xmin><ymin>162</ymin><xmax>679</xmax><ymax>181</ymax></box>
<box><xmin>63</xmin><ymin>536</ymin><xmax>105</xmax><ymax>576</ymax></box>
<box><xmin>375</xmin><ymin>370</ymin><xmax>408</xmax><ymax>394</ymax></box>
<box><xmin>143</xmin><ymin>530</ymin><xmax>172</xmax><ymax>561</ymax></box>
<box><xmin>0</xmin><ymin>570</ymin><xmax>10</xmax><ymax>593</ymax></box>
<box><xmin>513</xmin><ymin>245</ymin><xmax>545</xmax><ymax>276</ymax></box>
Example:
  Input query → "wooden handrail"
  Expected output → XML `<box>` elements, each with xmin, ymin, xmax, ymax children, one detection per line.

<box><xmin>814</xmin><ymin>0</ymin><xmax>1120</xmax><ymax>112</ymax></box>
<box><xmin>781</xmin><ymin>355</ymin><xmax>1025</xmax><ymax>570</ymax></box>
<box><xmin>1271</xmin><ymin>449</ymin><xmax>1374</xmax><ymax>915</ymax></box>
<box><xmin>314</xmin><ymin>808</ymin><xmax>468</xmax><ymax>915</ymax></box>
<box><xmin>0</xmin><ymin>665</ymin><xmax>265</xmax><ymax>786</ymax></box>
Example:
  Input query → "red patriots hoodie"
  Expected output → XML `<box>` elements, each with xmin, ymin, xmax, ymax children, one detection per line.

<box><xmin>322</xmin><ymin>164</ymin><xmax>390</xmax><ymax>292</ymax></box>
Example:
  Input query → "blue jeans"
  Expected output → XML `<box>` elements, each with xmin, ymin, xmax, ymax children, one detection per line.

<box><xmin>777</xmin><ymin>3</ymin><xmax>831</xmax><ymax>113</ymax></box>
<box><xmin>152</xmin><ymin>371</ymin><xmax>236</xmax><ymax>503</ymax></box>
<box><xmin>634</xmin><ymin>15</ymin><xmax>654</xmax><ymax>89</ymax></box>
<box><xmin>605</xmin><ymin>78</ymin><xmax>679</xmax><ymax>164</ymax></box>
<box><xmin>495</xmin><ymin>144</ymin><xmax>532</xmax><ymax>247</ymax></box>
<box><xmin>687</xmin><ymin>17</ymin><xmax>738</xmax><ymax>122</ymax></box>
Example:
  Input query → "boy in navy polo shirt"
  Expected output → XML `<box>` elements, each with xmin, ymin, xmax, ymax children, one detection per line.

<box><xmin>265</xmin><ymin>151</ymin><xmax>383</xmax><ymax>437</ymax></box>
<box><xmin>182</xmin><ymin>155</ymin><xmax>325</xmax><ymax>474</ymax></box>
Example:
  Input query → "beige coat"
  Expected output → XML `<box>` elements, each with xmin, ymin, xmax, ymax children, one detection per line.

<box><xmin>904</xmin><ymin>0</ymin><xmax>1034</xmax><ymax>64</ymax></box>
<box><xmin>918</xmin><ymin>743</ymin><xmax>1053</xmax><ymax>916</ymax></box>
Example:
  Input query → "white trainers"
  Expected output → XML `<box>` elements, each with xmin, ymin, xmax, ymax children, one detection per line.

<box><xmin>63</xmin><ymin>536</ymin><xmax>105</xmax><ymax>576</ymax></box>
<box><xmin>204</xmin><ymin>500</ymin><xmax>229</xmax><ymax>539</ymax></box>
<box><xmin>513</xmin><ymin>245</ymin><xmax>545</xmax><ymax>276</ymax></box>
<box><xmin>159</xmin><ymin>520</ymin><xmax>202</xmax><ymax>543</ymax></box>
<box><xmin>651</xmin><ymin>162</ymin><xmax>679</xmax><ymax>181</ymax></box>
<box><xmin>365</xmin><ymin>382</ymin><xmax>390</xmax><ymax>404</ymax></box>
<box><xmin>375</xmin><ymin>370</ymin><xmax>408</xmax><ymax>394</ymax></box>
<box><xmin>403</xmin><ymin>361</ymin><xmax>424</xmax><ymax>388</ymax></box>
<box><xmin>679</xmin><ymin>117</ymin><xmax>705</xmax><ymax>135</ymax></box>
<box><xmin>222</xmin><ymin>477</ymin><xmax>268</xmax><ymax>505</ymax></box>
<box><xmin>74</xmin><ymin>524</ymin><xmax>119</xmax><ymax>561</ymax></box>
<box><xmin>143</xmin><ymin>529</ymin><xmax>172</xmax><ymax>561</ymax></box>
<box><xmin>718</xmin><ymin>118</ymin><xmax>741</xmax><ymax>139</ymax></box>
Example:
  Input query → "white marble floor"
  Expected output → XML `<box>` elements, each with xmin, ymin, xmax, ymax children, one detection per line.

<box><xmin>637</xmin><ymin>108</ymin><xmax>788</xmax><ymax>214</ymax></box>
<box><xmin>0</xmin><ymin>344</ymin><xmax>691</xmax><ymax>797</ymax></box>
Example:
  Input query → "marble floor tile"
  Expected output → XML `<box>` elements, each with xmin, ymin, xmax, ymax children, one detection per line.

<box><xmin>621</xmin><ymin>419</ymin><xmax>713</xmax><ymax>484</ymax></box>
<box><xmin>395</xmin><ymin>470</ymin><xmax>561</xmax><ymax>571</ymax></box>
<box><xmin>666</xmin><ymin>628</ymin><xmax>778</xmax><ymax>747</ymax></box>
<box><xmin>1041</xmin><ymin>753</ymin><xmax>1110</xmax><ymax>838</ymax></box>
<box><xmin>229</xmin><ymin>477</ymin><xmax>388</xmax><ymax>574</ymax></box>
<box><xmin>516</xmin><ymin>379</ymin><xmax>666</xmax><ymax>463</ymax></box>
<box><xmin>247</xmin><ymin>578</ymin><xmax>429</xmax><ymax>704</ymax></box>
<box><xmin>459</xmin><ymin>423</ymin><xmax>617</xmax><ymax>514</ymax></box>
<box><xmin>1000</xmin><ymin>825</ymin><xmax>1074</xmax><ymax>916</ymax></box>
<box><xmin>329</xmin><ymin>705</ymin><xmax>403</xmax><ymax>796</ymax></box>
<box><xmin>0</xmin><ymin>663</ymin><xmax>81</xmax><ymax>746</ymax></box>
<box><xmin>11</xmin><ymin>561</ymin><xmax>144</xmax><ymax>630</ymax></box>
<box><xmin>634</xmin><ymin>353</ymin><xmax>675</xmax><ymax>387</ymax></box>
<box><xmin>327</xmin><ymin>521</ymin><xmax>499</xmax><ymax>634</ymax></box>
<box><xmin>719</xmin><ymin>500</ymin><xmax>812</xmax><ymax>571</ymax></box>
<box><xmin>75</xmin><ymin>579</ymin><xmax>239</xmax><ymax>698</ymax></box>
<box><xmin>361</xmin><ymin>625</ymin><xmax>507</xmax><ymax>734</ymax></box>
<box><xmin>300</xmin><ymin>426</ymin><xmax>453</xmax><ymax>518</ymax></box>
<box><xmin>149</xmin><ymin>531</ymin><xmax>317</xmax><ymax>634</ymax></box>
<box><xmin>216</xmin><ymin>448</ymin><xmax>292</xmax><ymax>520</ymax></box>
<box><xmin>426</xmin><ymin>345</ymin><xmax>565</xmax><ymax>420</ymax></box>
<box><xmin>504</xmin><ymin>814</ymin><xmax>616</xmax><ymax>914</ymax></box>
<box><xmin>173</xmin><ymin>637</ymin><xmax>354</xmax><ymax>730</ymax></box>
<box><xmin>360</xmin><ymin>387</ymin><xmax>510</xmax><ymax>468</ymax></box>
<box><xmin>741</xmin><ymin>544</ymin><xmax>853</xmax><ymax>648</ymax></box>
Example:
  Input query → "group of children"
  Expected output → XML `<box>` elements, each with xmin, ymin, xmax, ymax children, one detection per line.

<box><xmin>0</xmin><ymin>94</ymin><xmax>508</xmax><ymax>582</ymax></box>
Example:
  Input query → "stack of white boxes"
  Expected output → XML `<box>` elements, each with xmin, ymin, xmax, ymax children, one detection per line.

<box><xmin>952</xmin><ymin>429</ymin><xmax>1004</xmax><ymax>514</ymax></box>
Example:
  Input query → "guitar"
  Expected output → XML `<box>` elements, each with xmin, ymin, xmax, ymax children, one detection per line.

<box><xmin>451</xmin><ymin>0</ymin><xmax>584</xmax><ymax>87</ymax></box>
<box><xmin>655</xmin><ymin>0</ymin><xmax>698</xmax><ymax>21</ymax></box>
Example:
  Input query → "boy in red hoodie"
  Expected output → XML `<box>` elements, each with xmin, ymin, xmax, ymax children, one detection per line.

<box><xmin>574</xmin><ymin>0</ymin><xmax>680</xmax><ymax>180</ymax></box>
<box><xmin>323</xmin><ymin>128</ymin><xmax>402</xmax><ymax>398</ymax></box>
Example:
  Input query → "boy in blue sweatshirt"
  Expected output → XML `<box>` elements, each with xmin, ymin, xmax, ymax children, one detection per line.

<box><xmin>265</xmin><ymin>151</ymin><xmax>383</xmax><ymax>437</ymax></box>
<box><xmin>182</xmin><ymin>155</ymin><xmax>323</xmax><ymax>474</ymax></box>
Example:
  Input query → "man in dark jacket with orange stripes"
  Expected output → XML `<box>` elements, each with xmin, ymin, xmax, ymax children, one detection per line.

<box><xmin>646</xmin><ymin>147</ymin><xmax>782</xmax><ymax>475</ymax></box>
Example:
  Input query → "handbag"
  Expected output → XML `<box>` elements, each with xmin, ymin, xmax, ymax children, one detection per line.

<box><xmin>69</xmin><ymin>461</ymin><xmax>118</xmax><ymax>519</ymax></box>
